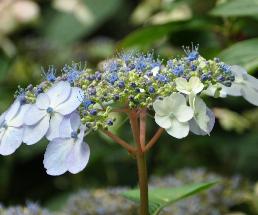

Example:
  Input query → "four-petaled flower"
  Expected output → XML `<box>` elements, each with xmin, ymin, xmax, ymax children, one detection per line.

<box><xmin>43</xmin><ymin>112</ymin><xmax>90</xmax><ymax>176</ymax></box>
<box><xmin>0</xmin><ymin>100</ymin><xmax>31</xmax><ymax>155</ymax></box>
<box><xmin>23</xmin><ymin>81</ymin><xmax>83</xmax><ymax>145</ymax></box>
<box><xmin>153</xmin><ymin>93</ymin><xmax>194</xmax><ymax>139</ymax></box>
<box><xmin>223</xmin><ymin>65</ymin><xmax>258</xmax><ymax>106</ymax></box>
<box><xmin>175</xmin><ymin>77</ymin><xmax>204</xmax><ymax>95</ymax></box>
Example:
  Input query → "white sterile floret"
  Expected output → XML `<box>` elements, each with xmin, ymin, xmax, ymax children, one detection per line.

<box><xmin>188</xmin><ymin>94</ymin><xmax>215</xmax><ymax>135</ymax></box>
<box><xmin>0</xmin><ymin>100</ymin><xmax>31</xmax><ymax>155</ymax></box>
<box><xmin>175</xmin><ymin>77</ymin><xmax>204</xmax><ymax>95</ymax></box>
<box><xmin>153</xmin><ymin>93</ymin><xmax>194</xmax><ymax>139</ymax></box>
<box><xmin>223</xmin><ymin>65</ymin><xmax>258</xmax><ymax>106</ymax></box>
<box><xmin>23</xmin><ymin>81</ymin><xmax>83</xmax><ymax>145</ymax></box>
<box><xmin>202</xmin><ymin>84</ymin><xmax>227</xmax><ymax>98</ymax></box>
<box><xmin>43</xmin><ymin>112</ymin><xmax>90</xmax><ymax>176</ymax></box>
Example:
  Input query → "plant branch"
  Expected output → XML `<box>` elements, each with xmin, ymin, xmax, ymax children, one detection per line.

<box><xmin>129</xmin><ymin>110</ymin><xmax>141</xmax><ymax>151</ymax></box>
<box><xmin>140</xmin><ymin>109</ymin><xmax>147</xmax><ymax>150</ymax></box>
<box><xmin>144</xmin><ymin>128</ymin><xmax>164</xmax><ymax>152</ymax></box>
<box><xmin>101</xmin><ymin>129</ymin><xmax>136</xmax><ymax>154</ymax></box>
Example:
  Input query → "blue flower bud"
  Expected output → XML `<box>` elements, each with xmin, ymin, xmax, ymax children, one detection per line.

<box><xmin>191</xmin><ymin>65</ymin><xmax>197</xmax><ymax>71</ymax></box>
<box><xmin>220</xmin><ymin>63</ymin><xmax>231</xmax><ymax>73</ymax></box>
<box><xmin>90</xmin><ymin>109</ymin><xmax>97</xmax><ymax>116</ymax></box>
<box><xmin>187</xmin><ymin>51</ymin><xmax>199</xmax><ymax>61</ymax></box>
<box><xmin>172</xmin><ymin>66</ymin><xmax>184</xmax><ymax>77</ymax></box>
<box><xmin>146</xmin><ymin>71</ymin><xmax>153</xmax><ymax>77</ymax></box>
<box><xmin>201</xmin><ymin>73</ymin><xmax>208</xmax><ymax>81</ymax></box>
<box><xmin>113</xmin><ymin>94</ymin><xmax>120</xmax><ymax>101</ymax></box>
<box><xmin>95</xmin><ymin>71</ymin><xmax>102</xmax><ymax>80</ymax></box>
<box><xmin>148</xmin><ymin>86</ymin><xmax>155</xmax><ymax>93</ymax></box>
<box><xmin>42</xmin><ymin>66</ymin><xmax>56</xmax><ymax>82</ymax></box>
<box><xmin>217</xmin><ymin>75</ymin><xmax>225</xmax><ymax>82</ymax></box>
<box><xmin>108</xmin><ymin>73</ymin><xmax>118</xmax><ymax>85</ymax></box>
<box><xmin>130</xmin><ymin>82</ymin><xmax>137</xmax><ymax>88</ymax></box>
<box><xmin>118</xmin><ymin>81</ymin><xmax>125</xmax><ymax>88</ymax></box>
<box><xmin>107</xmin><ymin>119</ymin><xmax>113</xmax><ymax>126</ymax></box>
<box><xmin>83</xmin><ymin>99</ymin><xmax>94</xmax><ymax>109</ymax></box>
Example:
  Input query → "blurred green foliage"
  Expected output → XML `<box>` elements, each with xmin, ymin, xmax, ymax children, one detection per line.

<box><xmin>1</xmin><ymin>0</ymin><xmax>258</xmax><ymax>212</ymax></box>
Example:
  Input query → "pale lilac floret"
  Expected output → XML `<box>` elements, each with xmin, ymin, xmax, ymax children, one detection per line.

<box><xmin>0</xmin><ymin>100</ymin><xmax>31</xmax><ymax>155</ymax></box>
<box><xmin>153</xmin><ymin>93</ymin><xmax>194</xmax><ymax>139</ymax></box>
<box><xmin>23</xmin><ymin>81</ymin><xmax>83</xmax><ymax>145</ymax></box>
<box><xmin>223</xmin><ymin>65</ymin><xmax>258</xmax><ymax>106</ymax></box>
<box><xmin>43</xmin><ymin>112</ymin><xmax>90</xmax><ymax>176</ymax></box>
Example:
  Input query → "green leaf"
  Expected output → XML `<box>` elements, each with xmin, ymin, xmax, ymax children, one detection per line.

<box><xmin>210</xmin><ymin>0</ymin><xmax>258</xmax><ymax>17</ymax></box>
<box><xmin>43</xmin><ymin>0</ymin><xmax>121</xmax><ymax>46</ymax></box>
<box><xmin>218</xmin><ymin>38</ymin><xmax>258</xmax><ymax>72</ymax></box>
<box><xmin>118</xmin><ymin>19</ymin><xmax>210</xmax><ymax>49</ymax></box>
<box><xmin>123</xmin><ymin>181</ymin><xmax>217</xmax><ymax>215</ymax></box>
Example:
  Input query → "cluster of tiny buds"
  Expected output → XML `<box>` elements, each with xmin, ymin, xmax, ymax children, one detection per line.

<box><xmin>15</xmin><ymin>48</ymin><xmax>235</xmax><ymax>130</ymax></box>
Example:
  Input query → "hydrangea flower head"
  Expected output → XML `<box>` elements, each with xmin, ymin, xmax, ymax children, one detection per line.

<box><xmin>1</xmin><ymin>48</ymin><xmax>258</xmax><ymax>176</ymax></box>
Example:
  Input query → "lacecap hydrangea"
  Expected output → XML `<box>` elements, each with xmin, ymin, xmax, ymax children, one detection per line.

<box><xmin>1</xmin><ymin>47</ymin><xmax>258</xmax><ymax>176</ymax></box>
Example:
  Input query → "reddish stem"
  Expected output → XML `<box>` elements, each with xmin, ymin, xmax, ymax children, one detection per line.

<box><xmin>144</xmin><ymin>128</ymin><xmax>164</xmax><ymax>152</ymax></box>
<box><xmin>140</xmin><ymin>109</ymin><xmax>147</xmax><ymax>150</ymax></box>
<box><xmin>101</xmin><ymin>129</ymin><xmax>136</xmax><ymax>153</ymax></box>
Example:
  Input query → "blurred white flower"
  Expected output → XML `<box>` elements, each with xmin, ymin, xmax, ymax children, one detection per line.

<box><xmin>53</xmin><ymin>0</ymin><xmax>94</xmax><ymax>25</ymax></box>
<box><xmin>153</xmin><ymin>93</ymin><xmax>194</xmax><ymax>139</ymax></box>
<box><xmin>0</xmin><ymin>0</ymin><xmax>39</xmax><ymax>56</ymax></box>
<box><xmin>0</xmin><ymin>100</ymin><xmax>31</xmax><ymax>155</ymax></box>
<box><xmin>223</xmin><ymin>65</ymin><xmax>258</xmax><ymax>106</ymax></box>
<box><xmin>43</xmin><ymin>114</ymin><xmax>90</xmax><ymax>176</ymax></box>
<box><xmin>12</xmin><ymin>0</ymin><xmax>39</xmax><ymax>24</ymax></box>
<box><xmin>175</xmin><ymin>76</ymin><xmax>204</xmax><ymax>95</ymax></box>
<box><xmin>23</xmin><ymin>81</ymin><xmax>83</xmax><ymax>145</ymax></box>
<box><xmin>0</xmin><ymin>0</ymin><xmax>39</xmax><ymax>35</ymax></box>
<box><xmin>202</xmin><ymin>84</ymin><xmax>227</xmax><ymax>98</ymax></box>
<box><xmin>189</xmin><ymin>95</ymin><xmax>215</xmax><ymax>135</ymax></box>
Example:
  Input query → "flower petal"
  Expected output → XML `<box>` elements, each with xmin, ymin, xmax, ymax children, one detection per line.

<box><xmin>70</xmin><ymin>112</ymin><xmax>81</xmax><ymax>131</ymax></box>
<box><xmin>231</xmin><ymin>65</ymin><xmax>247</xmax><ymax>77</ymax></box>
<box><xmin>189</xmin><ymin>77</ymin><xmax>204</xmax><ymax>94</ymax></box>
<box><xmin>43</xmin><ymin>138</ymin><xmax>73</xmax><ymax>176</ymax></box>
<box><xmin>59</xmin><ymin>115</ymin><xmax>73</xmax><ymax>138</ymax></box>
<box><xmin>154</xmin><ymin>114</ymin><xmax>171</xmax><ymax>129</ymax></box>
<box><xmin>47</xmin><ymin>81</ymin><xmax>71</xmax><ymax>108</ymax></box>
<box><xmin>23</xmin><ymin>115</ymin><xmax>50</xmax><ymax>145</ymax></box>
<box><xmin>5</xmin><ymin>100</ymin><xmax>20</xmax><ymax>122</ymax></box>
<box><xmin>223</xmin><ymin>83</ymin><xmax>242</xmax><ymax>96</ymax></box>
<box><xmin>190</xmin><ymin>108</ymin><xmax>215</xmax><ymax>135</ymax></box>
<box><xmin>241</xmin><ymin>87</ymin><xmax>258</xmax><ymax>106</ymax></box>
<box><xmin>175</xmin><ymin>77</ymin><xmax>189</xmax><ymax>94</ymax></box>
<box><xmin>67</xmin><ymin>141</ymin><xmax>90</xmax><ymax>174</ymax></box>
<box><xmin>166</xmin><ymin>119</ymin><xmax>189</xmax><ymax>139</ymax></box>
<box><xmin>246</xmin><ymin>74</ymin><xmax>258</xmax><ymax>90</ymax></box>
<box><xmin>191</xmin><ymin>96</ymin><xmax>209</xmax><ymax>132</ymax></box>
<box><xmin>0</xmin><ymin>112</ymin><xmax>6</xmax><ymax>126</ymax></box>
<box><xmin>202</xmin><ymin>84</ymin><xmax>227</xmax><ymax>98</ymax></box>
<box><xmin>55</xmin><ymin>87</ymin><xmax>83</xmax><ymax>115</ymax></box>
<box><xmin>46</xmin><ymin>113</ymin><xmax>64</xmax><ymax>141</ymax></box>
<box><xmin>24</xmin><ymin>105</ymin><xmax>46</xmax><ymax>126</ymax></box>
<box><xmin>170</xmin><ymin>93</ymin><xmax>193</xmax><ymax>122</ymax></box>
<box><xmin>8</xmin><ymin>104</ymin><xmax>31</xmax><ymax>127</ymax></box>
<box><xmin>0</xmin><ymin>127</ymin><xmax>23</xmax><ymax>155</ymax></box>
<box><xmin>36</xmin><ymin>93</ymin><xmax>50</xmax><ymax>110</ymax></box>
<box><xmin>153</xmin><ymin>97</ymin><xmax>172</xmax><ymax>116</ymax></box>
